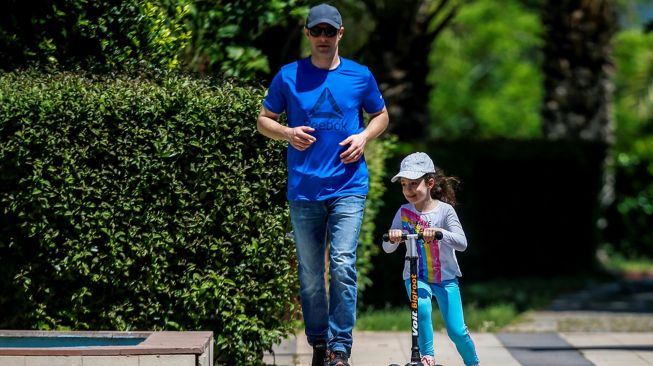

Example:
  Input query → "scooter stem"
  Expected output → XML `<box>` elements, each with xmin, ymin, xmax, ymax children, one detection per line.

<box><xmin>384</xmin><ymin>232</ymin><xmax>442</xmax><ymax>366</ymax></box>
<box><xmin>406</xmin><ymin>234</ymin><xmax>423</xmax><ymax>366</ymax></box>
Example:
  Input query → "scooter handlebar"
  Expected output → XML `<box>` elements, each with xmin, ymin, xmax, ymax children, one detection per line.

<box><xmin>382</xmin><ymin>231</ymin><xmax>443</xmax><ymax>242</ymax></box>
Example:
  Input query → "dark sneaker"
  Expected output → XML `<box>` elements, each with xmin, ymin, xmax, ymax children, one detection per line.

<box><xmin>311</xmin><ymin>342</ymin><xmax>328</xmax><ymax>366</ymax></box>
<box><xmin>328</xmin><ymin>350</ymin><xmax>350</xmax><ymax>366</ymax></box>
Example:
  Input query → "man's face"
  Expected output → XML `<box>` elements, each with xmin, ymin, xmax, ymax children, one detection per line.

<box><xmin>305</xmin><ymin>23</ymin><xmax>343</xmax><ymax>56</ymax></box>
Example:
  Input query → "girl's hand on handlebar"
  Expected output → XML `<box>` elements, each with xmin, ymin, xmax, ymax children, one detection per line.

<box><xmin>423</xmin><ymin>228</ymin><xmax>441</xmax><ymax>242</ymax></box>
<box><xmin>388</xmin><ymin>229</ymin><xmax>403</xmax><ymax>243</ymax></box>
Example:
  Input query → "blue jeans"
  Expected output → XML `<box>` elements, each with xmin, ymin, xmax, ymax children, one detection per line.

<box><xmin>404</xmin><ymin>278</ymin><xmax>480</xmax><ymax>366</ymax></box>
<box><xmin>289</xmin><ymin>195</ymin><xmax>366</xmax><ymax>356</ymax></box>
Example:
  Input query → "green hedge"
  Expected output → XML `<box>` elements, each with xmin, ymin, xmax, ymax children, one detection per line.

<box><xmin>0</xmin><ymin>70</ymin><xmax>295</xmax><ymax>364</ymax></box>
<box><xmin>0</xmin><ymin>69</ymin><xmax>394</xmax><ymax>363</ymax></box>
<box><xmin>357</xmin><ymin>134</ymin><xmax>397</xmax><ymax>300</ymax></box>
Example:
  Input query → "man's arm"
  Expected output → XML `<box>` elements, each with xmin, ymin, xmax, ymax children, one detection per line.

<box><xmin>363</xmin><ymin>107</ymin><xmax>390</xmax><ymax>141</ymax></box>
<box><xmin>257</xmin><ymin>106</ymin><xmax>316</xmax><ymax>151</ymax></box>
<box><xmin>339</xmin><ymin>106</ymin><xmax>389</xmax><ymax>164</ymax></box>
<box><xmin>256</xmin><ymin>106</ymin><xmax>288</xmax><ymax>140</ymax></box>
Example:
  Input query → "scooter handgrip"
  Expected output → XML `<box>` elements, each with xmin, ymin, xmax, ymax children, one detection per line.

<box><xmin>382</xmin><ymin>232</ymin><xmax>442</xmax><ymax>241</ymax></box>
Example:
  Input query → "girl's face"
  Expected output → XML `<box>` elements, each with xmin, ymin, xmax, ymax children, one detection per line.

<box><xmin>400</xmin><ymin>177</ymin><xmax>434</xmax><ymax>206</ymax></box>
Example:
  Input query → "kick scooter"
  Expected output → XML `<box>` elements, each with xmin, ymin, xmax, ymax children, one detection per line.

<box><xmin>383</xmin><ymin>231</ymin><xmax>443</xmax><ymax>366</ymax></box>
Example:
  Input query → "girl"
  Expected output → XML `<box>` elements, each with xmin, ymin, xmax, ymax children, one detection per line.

<box><xmin>383</xmin><ymin>152</ymin><xmax>480</xmax><ymax>366</ymax></box>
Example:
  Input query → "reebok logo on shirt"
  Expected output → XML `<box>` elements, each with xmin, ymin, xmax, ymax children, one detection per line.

<box><xmin>309</xmin><ymin>88</ymin><xmax>344</xmax><ymax>120</ymax></box>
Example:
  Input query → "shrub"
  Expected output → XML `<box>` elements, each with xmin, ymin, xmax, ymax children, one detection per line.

<box><xmin>357</xmin><ymin>134</ymin><xmax>397</xmax><ymax>299</ymax></box>
<box><xmin>0</xmin><ymin>1</ymin><xmax>190</xmax><ymax>72</ymax></box>
<box><xmin>604</xmin><ymin>29</ymin><xmax>653</xmax><ymax>259</ymax></box>
<box><xmin>0</xmin><ymin>70</ymin><xmax>296</xmax><ymax>364</ymax></box>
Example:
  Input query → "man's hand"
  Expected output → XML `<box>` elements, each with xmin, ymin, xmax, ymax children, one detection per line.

<box><xmin>339</xmin><ymin>132</ymin><xmax>367</xmax><ymax>164</ymax></box>
<box><xmin>285</xmin><ymin>126</ymin><xmax>316</xmax><ymax>151</ymax></box>
<box><xmin>257</xmin><ymin>107</ymin><xmax>316</xmax><ymax>151</ymax></box>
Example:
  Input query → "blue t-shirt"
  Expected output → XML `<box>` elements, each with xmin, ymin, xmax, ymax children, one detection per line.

<box><xmin>263</xmin><ymin>57</ymin><xmax>385</xmax><ymax>201</ymax></box>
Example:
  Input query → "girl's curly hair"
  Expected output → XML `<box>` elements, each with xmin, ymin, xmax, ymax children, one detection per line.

<box><xmin>423</xmin><ymin>170</ymin><xmax>460</xmax><ymax>206</ymax></box>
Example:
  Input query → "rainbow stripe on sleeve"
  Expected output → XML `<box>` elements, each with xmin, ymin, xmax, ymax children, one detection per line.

<box><xmin>400</xmin><ymin>208</ymin><xmax>442</xmax><ymax>283</ymax></box>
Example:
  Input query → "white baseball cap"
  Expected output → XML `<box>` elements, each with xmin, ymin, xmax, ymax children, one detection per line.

<box><xmin>390</xmin><ymin>152</ymin><xmax>436</xmax><ymax>182</ymax></box>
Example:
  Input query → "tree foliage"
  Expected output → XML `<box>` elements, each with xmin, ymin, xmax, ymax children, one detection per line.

<box><xmin>0</xmin><ymin>0</ymin><xmax>190</xmax><ymax>72</ymax></box>
<box><xmin>0</xmin><ymin>0</ymin><xmax>305</xmax><ymax>79</ymax></box>
<box><xmin>427</xmin><ymin>0</ymin><xmax>543</xmax><ymax>139</ymax></box>
<box><xmin>613</xmin><ymin>30</ymin><xmax>653</xmax><ymax>159</ymax></box>
<box><xmin>604</xmin><ymin>28</ymin><xmax>653</xmax><ymax>258</ymax></box>
<box><xmin>183</xmin><ymin>0</ymin><xmax>306</xmax><ymax>79</ymax></box>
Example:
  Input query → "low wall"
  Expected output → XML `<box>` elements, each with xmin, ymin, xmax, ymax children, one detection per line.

<box><xmin>0</xmin><ymin>330</ymin><xmax>213</xmax><ymax>366</ymax></box>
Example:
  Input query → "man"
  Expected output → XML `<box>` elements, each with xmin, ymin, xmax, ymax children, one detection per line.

<box><xmin>256</xmin><ymin>3</ymin><xmax>389</xmax><ymax>366</ymax></box>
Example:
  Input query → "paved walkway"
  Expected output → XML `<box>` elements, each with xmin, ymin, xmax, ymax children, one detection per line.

<box><xmin>263</xmin><ymin>331</ymin><xmax>653</xmax><ymax>366</ymax></box>
<box><xmin>264</xmin><ymin>279</ymin><xmax>653</xmax><ymax>366</ymax></box>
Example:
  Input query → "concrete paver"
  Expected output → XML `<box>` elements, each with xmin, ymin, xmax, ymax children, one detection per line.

<box><xmin>471</xmin><ymin>333</ymin><xmax>521</xmax><ymax>366</ymax></box>
<box><xmin>497</xmin><ymin>332</ymin><xmax>595</xmax><ymax>366</ymax></box>
<box><xmin>264</xmin><ymin>279</ymin><xmax>653</xmax><ymax>365</ymax></box>
<box><xmin>264</xmin><ymin>331</ymin><xmax>653</xmax><ymax>366</ymax></box>
<box><xmin>561</xmin><ymin>332</ymin><xmax>653</xmax><ymax>366</ymax></box>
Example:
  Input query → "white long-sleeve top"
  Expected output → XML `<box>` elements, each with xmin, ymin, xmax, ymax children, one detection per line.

<box><xmin>382</xmin><ymin>201</ymin><xmax>468</xmax><ymax>283</ymax></box>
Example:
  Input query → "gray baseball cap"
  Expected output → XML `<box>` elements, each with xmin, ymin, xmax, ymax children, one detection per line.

<box><xmin>391</xmin><ymin>152</ymin><xmax>436</xmax><ymax>182</ymax></box>
<box><xmin>306</xmin><ymin>3</ymin><xmax>342</xmax><ymax>29</ymax></box>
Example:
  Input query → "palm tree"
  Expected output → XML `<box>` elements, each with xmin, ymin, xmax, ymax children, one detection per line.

<box><xmin>540</xmin><ymin>0</ymin><xmax>619</xmax><ymax>142</ymax></box>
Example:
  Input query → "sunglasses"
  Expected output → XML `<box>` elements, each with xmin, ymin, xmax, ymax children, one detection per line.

<box><xmin>307</xmin><ymin>26</ymin><xmax>338</xmax><ymax>38</ymax></box>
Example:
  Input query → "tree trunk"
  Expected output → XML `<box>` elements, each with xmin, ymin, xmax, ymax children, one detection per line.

<box><xmin>540</xmin><ymin>0</ymin><xmax>618</xmax><ymax>142</ymax></box>
<box><xmin>355</xmin><ymin>0</ymin><xmax>458</xmax><ymax>140</ymax></box>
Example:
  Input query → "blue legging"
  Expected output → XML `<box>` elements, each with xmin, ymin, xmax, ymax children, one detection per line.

<box><xmin>404</xmin><ymin>278</ymin><xmax>480</xmax><ymax>366</ymax></box>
